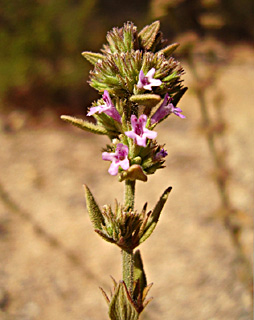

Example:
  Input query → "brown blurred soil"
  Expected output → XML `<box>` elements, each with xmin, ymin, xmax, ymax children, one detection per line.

<box><xmin>0</xmin><ymin>44</ymin><xmax>253</xmax><ymax>320</ymax></box>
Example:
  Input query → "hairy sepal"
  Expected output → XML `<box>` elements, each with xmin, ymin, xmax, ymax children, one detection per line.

<box><xmin>138</xmin><ymin>21</ymin><xmax>160</xmax><ymax>50</ymax></box>
<box><xmin>158</xmin><ymin>43</ymin><xmax>180</xmax><ymax>58</ymax></box>
<box><xmin>82</xmin><ymin>51</ymin><xmax>104</xmax><ymax>65</ymax></box>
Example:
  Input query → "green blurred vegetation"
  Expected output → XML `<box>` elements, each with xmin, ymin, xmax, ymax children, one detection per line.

<box><xmin>0</xmin><ymin>0</ymin><xmax>253</xmax><ymax>116</ymax></box>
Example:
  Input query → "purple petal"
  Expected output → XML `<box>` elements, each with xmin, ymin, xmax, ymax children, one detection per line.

<box><xmin>143</xmin><ymin>84</ymin><xmax>153</xmax><ymax>91</ymax></box>
<box><xmin>125</xmin><ymin>114</ymin><xmax>157</xmax><ymax>146</ymax></box>
<box><xmin>137</xmin><ymin>70</ymin><xmax>145</xmax><ymax>89</ymax></box>
<box><xmin>139</xmin><ymin>114</ymin><xmax>147</xmax><ymax>126</ymax></box>
<box><xmin>116</xmin><ymin>143</ymin><xmax>129</xmax><ymax>156</ymax></box>
<box><xmin>146</xmin><ymin>68</ymin><xmax>155</xmax><ymax>79</ymax></box>
<box><xmin>119</xmin><ymin>158</ymin><xmax>130</xmax><ymax>170</ymax></box>
<box><xmin>130</xmin><ymin>114</ymin><xmax>138</xmax><ymax>127</ymax></box>
<box><xmin>146</xmin><ymin>68</ymin><xmax>161</xmax><ymax>87</ymax></box>
<box><xmin>103</xmin><ymin>143</ymin><xmax>130</xmax><ymax>175</ymax></box>
<box><xmin>108</xmin><ymin>162</ymin><xmax>119</xmax><ymax>175</ymax></box>
<box><xmin>104</xmin><ymin>108</ymin><xmax>122</xmax><ymax>122</ymax></box>
<box><xmin>176</xmin><ymin>112</ymin><xmax>186</xmax><ymax>119</ymax></box>
<box><xmin>155</xmin><ymin>149</ymin><xmax>168</xmax><ymax>160</ymax></box>
<box><xmin>102</xmin><ymin>151</ymin><xmax>115</xmax><ymax>161</ymax></box>
<box><xmin>151</xmin><ymin>93</ymin><xmax>186</xmax><ymax>123</ymax></box>
<box><xmin>102</xmin><ymin>90</ymin><xmax>110</xmax><ymax>102</ymax></box>
<box><xmin>125</xmin><ymin>131</ymin><xmax>137</xmax><ymax>140</ymax></box>
<box><xmin>136</xmin><ymin>135</ymin><xmax>148</xmax><ymax>147</ymax></box>
<box><xmin>150</xmin><ymin>79</ymin><xmax>162</xmax><ymax>87</ymax></box>
<box><xmin>87</xmin><ymin>105</ymin><xmax>108</xmax><ymax>116</ymax></box>
<box><xmin>137</xmin><ymin>68</ymin><xmax>161</xmax><ymax>91</ymax></box>
<box><xmin>103</xmin><ymin>90</ymin><xmax>115</xmax><ymax>109</ymax></box>
<box><xmin>87</xmin><ymin>91</ymin><xmax>121</xmax><ymax>122</ymax></box>
<box><xmin>173</xmin><ymin>107</ymin><xmax>186</xmax><ymax>118</ymax></box>
<box><xmin>144</xmin><ymin>129</ymin><xmax>157</xmax><ymax>140</ymax></box>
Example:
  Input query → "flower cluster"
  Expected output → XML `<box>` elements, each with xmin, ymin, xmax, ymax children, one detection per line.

<box><xmin>88</xmin><ymin>82</ymin><xmax>185</xmax><ymax>178</ymax></box>
<box><xmin>62</xmin><ymin>21</ymin><xmax>187</xmax><ymax>181</ymax></box>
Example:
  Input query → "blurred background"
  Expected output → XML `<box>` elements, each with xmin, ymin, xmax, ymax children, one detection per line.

<box><xmin>0</xmin><ymin>1</ymin><xmax>253</xmax><ymax>319</ymax></box>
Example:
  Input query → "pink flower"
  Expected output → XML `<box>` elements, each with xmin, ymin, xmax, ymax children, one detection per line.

<box><xmin>125</xmin><ymin>115</ymin><xmax>157</xmax><ymax>147</ymax></box>
<box><xmin>137</xmin><ymin>68</ymin><xmax>162</xmax><ymax>91</ymax></box>
<box><xmin>102</xmin><ymin>143</ymin><xmax>129</xmax><ymax>176</ymax></box>
<box><xmin>151</xmin><ymin>94</ymin><xmax>186</xmax><ymax>124</ymax></box>
<box><xmin>87</xmin><ymin>90</ymin><xmax>121</xmax><ymax>122</ymax></box>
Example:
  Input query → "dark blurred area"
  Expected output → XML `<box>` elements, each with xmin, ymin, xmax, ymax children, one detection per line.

<box><xmin>0</xmin><ymin>0</ymin><xmax>253</xmax><ymax>120</ymax></box>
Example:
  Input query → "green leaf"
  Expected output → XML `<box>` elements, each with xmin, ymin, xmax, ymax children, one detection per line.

<box><xmin>60</xmin><ymin>115</ymin><xmax>108</xmax><ymax>135</ymax></box>
<box><xmin>81</xmin><ymin>51</ymin><xmax>104</xmax><ymax>65</ymax></box>
<box><xmin>109</xmin><ymin>282</ymin><xmax>139</xmax><ymax>320</ymax></box>
<box><xmin>139</xmin><ymin>187</ymin><xmax>172</xmax><ymax>244</ymax></box>
<box><xmin>158</xmin><ymin>43</ymin><xmax>180</xmax><ymax>58</ymax></box>
<box><xmin>83</xmin><ymin>185</ymin><xmax>104</xmax><ymax>230</ymax></box>
<box><xmin>133</xmin><ymin>250</ymin><xmax>147</xmax><ymax>299</ymax></box>
<box><xmin>138</xmin><ymin>21</ymin><xmax>160</xmax><ymax>50</ymax></box>
<box><xmin>130</xmin><ymin>94</ymin><xmax>161</xmax><ymax>107</ymax></box>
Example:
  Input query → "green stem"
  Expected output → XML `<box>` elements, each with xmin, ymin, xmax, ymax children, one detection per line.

<box><xmin>122</xmin><ymin>249</ymin><xmax>134</xmax><ymax>295</ymax></box>
<box><xmin>124</xmin><ymin>179</ymin><xmax>135</xmax><ymax>210</ymax></box>
<box><xmin>122</xmin><ymin>179</ymin><xmax>136</xmax><ymax>296</ymax></box>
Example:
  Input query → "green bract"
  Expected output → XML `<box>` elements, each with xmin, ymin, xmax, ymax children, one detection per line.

<box><xmin>84</xmin><ymin>21</ymin><xmax>185</xmax><ymax>102</ymax></box>
<box><xmin>84</xmin><ymin>185</ymin><xmax>172</xmax><ymax>250</ymax></box>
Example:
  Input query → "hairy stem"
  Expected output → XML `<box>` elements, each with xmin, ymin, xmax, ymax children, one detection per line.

<box><xmin>122</xmin><ymin>249</ymin><xmax>134</xmax><ymax>295</ymax></box>
<box><xmin>122</xmin><ymin>179</ymin><xmax>136</xmax><ymax>296</ymax></box>
<box><xmin>124</xmin><ymin>179</ymin><xmax>136</xmax><ymax>210</ymax></box>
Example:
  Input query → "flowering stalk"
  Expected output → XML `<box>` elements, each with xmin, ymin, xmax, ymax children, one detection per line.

<box><xmin>61</xmin><ymin>21</ymin><xmax>187</xmax><ymax>319</ymax></box>
<box><xmin>122</xmin><ymin>179</ymin><xmax>135</xmax><ymax>295</ymax></box>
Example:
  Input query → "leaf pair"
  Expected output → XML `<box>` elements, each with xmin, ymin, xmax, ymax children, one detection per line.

<box><xmin>101</xmin><ymin>250</ymin><xmax>152</xmax><ymax>320</ymax></box>
<box><xmin>60</xmin><ymin>115</ymin><xmax>120</xmax><ymax>138</ymax></box>
<box><xmin>83</xmin><ymin>184</ymin><xmax>172</xmax><ymax>250</ymax></box>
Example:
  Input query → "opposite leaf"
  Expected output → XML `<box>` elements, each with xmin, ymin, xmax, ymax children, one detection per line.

<box><xmin>61</xmin><ymin>115</ymin><xmax>108</xmax><ymax>135</ymax></box>
<box><xmin>109</xmin><ymin>281</ymin><xmax>139</xmax><ymax>320</ymax></box>
<box><xmin>83</xmin><ymin>184</ymin><xmax>104</xmax><ymax>230</ymax></box>
<box><xmin>133</xmin><ymin>250</ymin><xmax>147</xmax><ymax>300</ymax></box>
<box><xmin>139</xmin><ymin>186</ymin><xmax>172</xmax><ymax>244</ymax></box>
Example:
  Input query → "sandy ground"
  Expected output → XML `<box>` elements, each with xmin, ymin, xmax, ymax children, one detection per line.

<box><xmin>0</xmin><ymin>45</ymin><xmax>253</xmax><ymax>320</ymax></box>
